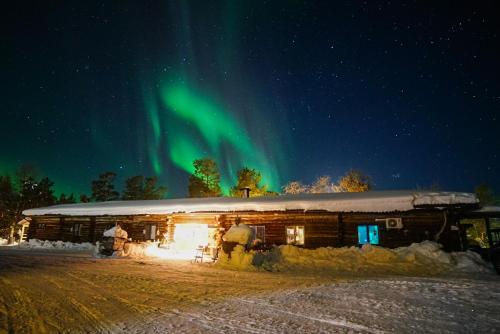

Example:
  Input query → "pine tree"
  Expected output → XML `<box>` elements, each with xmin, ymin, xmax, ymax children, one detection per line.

<box><xmin>0</xmin><ymin>175</ymin><xmax>17</xmax><ymax>235</ymax></box>
<box><xmin>122</xmin><ymin>175</ymin><xmax>144</xmax><ymax>200</ymax></box>
<box><xmin>229</xmin><ymin>167</ymin><xmax>267</xmax><ymax>197</ymax></box>
<box><xmin>91</xmin><ymin>172</ymin><xmax>119</xmax><ymax>202</ymax></box>
<box><xmin>18</xmin><ymin>176</ymin><xmax>56</xmax><ymax>209</ymax></box>
<box><xmin>1</xmin><ymin>169</ymin><xmax>57</xmax><ymax>239</ymax></box>
<box><xmin>143</xmin><ymin>176</ymin><xmax>167</xmax><ymax>200</ymax></box>
<box><xmin>122</xmin><ymin>175</ymin><xmax>167</xmax><ymax>200</ymax></box>
<box><xmin>80</xmin><ymin>194</ymin><xmax>90</xmax><ymax>203</ymax></box>
<box><xmin>57</xmin><ymin>193</ymin><xmax>76</xmax><ymax>204</ymax></box>
<box><xmin>474</xmin><ymin>184</ymin><xmax>497</xmax><ymax>205</ymax></box>
<box><xmin>188</xmin><ymin>158</ymin><xmax>222</xmax><ymax>197</ymax></box>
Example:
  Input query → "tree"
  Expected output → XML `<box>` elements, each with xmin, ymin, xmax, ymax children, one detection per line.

<box><xmin>309</xmin><ymin>176</ymin><xmax>334</xmax><ymax>193</ymax></box>
<box><xmin>188</xmin><ymin>158</ymin><xmax>222</xmax><ymax>197</ymax></box>
<box><xmin>122</xmin><ymin>175</ymin><xmax>144</xmax><ymax>200</ymax></box>
<box><xmin>0</xmin><ymin>170</ymin><xmax>57</xmax><ymax>240</ymax></box>
<box><xmin>143</xmin><ymin>176</ymin><xmax>167</xmax><ymax>200</ymax></box>
<box><xmin>80</xmin><ymin>194</ymin><xmax>90</xmax><ymax>203</ymax></box>
<box><xmin>91</xmin><ymin>172</ymin><xmax>119</xmax><ymax>202</ymax></box>
<box><xmin>122</xmin><ymin>175</ymin><xmax>167</xmax><ymax>200</ymax></box>
<box><xmin>229</xmin><ymin>167</ymin><xmax>267</xmax><ymax>197</ymax></box>
<box><xmin>474</xmin><ymin>184</ymin><xmax>497</xmax><ymax>206</ymax></box>
<box><xmin>337</xmin><ymin>169</ymin><xmax>372</xmax><ymax>192</ymax></box>
<box><xmin>57</xmin><ymin>193</ymin><xmax>76</xmax><ymax>204</ymax></box>
<box><xmin>282</xmin><ymin>181</ymin><xmax>308</xmax><ymax>195</ymax></box>
<box><xmin>0</xmin><ymin>175</ymin><xmax>17</xmax><ymax>236</ymax></box>
<box><xmin>18</xmin><ymin>175</ymin><xmax>56</xmax><ymax>209</ymax></box>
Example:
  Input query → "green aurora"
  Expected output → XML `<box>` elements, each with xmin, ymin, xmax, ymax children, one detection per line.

<box><xmin>143</xmin><ymin>81</ymin><xmax>282</xmax><ymax>194</ymax></box>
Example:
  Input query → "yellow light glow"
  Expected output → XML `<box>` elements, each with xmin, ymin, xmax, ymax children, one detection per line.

<box><xmin>173</xmin><ymin>224</ymin><xmax>209</xmax><ymax>250</ymax></box>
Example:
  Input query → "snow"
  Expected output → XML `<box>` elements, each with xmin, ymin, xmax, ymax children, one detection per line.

<box><xmin>216</xmin><ymin>241</ymin><xmax>494</xmax><ymax>275</ymax></box>
<box><xmin>103</xmin><ymin>225</ymin><xmax>128</xmax><ymax>239</ymax></box>
<box><xmin>221</xmin><ymin>223</ymin><xmax>253</xmax><ymax>245</ymax></box>
<box><xmin>22</xmin><ymin>190</ymin><xmax>478</xmax><ymax>216</ymax></box>
<box><xmin>1</xmin><ymin>248</ymin><xmax>498</xmax><ymax>333</ymax></box>
<box><xmin>474</xmin><ymin>205</ymin><xmax>500</xmax><ymax>213</ymax></box>
<box><xmin>14</xmin><ymin>238</ymin><xmax>95</xmax><ymax>251</ymax></box>
<box><xmin>0</xmin><ymin>238</ymin><xmax>8</xmax><ymax>246</ymax></box>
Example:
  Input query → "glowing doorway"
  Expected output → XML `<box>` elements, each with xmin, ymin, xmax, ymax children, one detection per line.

<box><xmin>173</xmin><ymin>224</ymin><xmax>209</xmax><ymax>251</ymax></box>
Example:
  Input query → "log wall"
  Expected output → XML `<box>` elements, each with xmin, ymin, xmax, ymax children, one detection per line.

<box><xmin>341</xmin><ymin>211</ymin><xmax>446</xmax><ymax>248</ymax></box>
<box><xmin>26</xmin><ymin>209</ymin><xmax>459</xmax><ymax>250</ymax></box>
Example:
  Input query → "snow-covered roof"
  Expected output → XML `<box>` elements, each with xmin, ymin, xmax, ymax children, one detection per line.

<box><xmin>22</xmin><ymin>190</ymin><xmax>479</xmax><ymax>216</ymax></box>
<box><xmin>473</xmin><ymin>206</ymin><xmax>500</xmax><ymax>213</ymax></box>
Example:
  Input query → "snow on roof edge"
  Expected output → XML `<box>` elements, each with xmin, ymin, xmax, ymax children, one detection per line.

<box><xmin>22</xmin><ymin>190</ymin><xmax>479</xmax><ymax>217</ymax></box>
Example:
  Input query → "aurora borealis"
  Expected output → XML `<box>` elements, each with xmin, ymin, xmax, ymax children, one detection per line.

<box><xmin>2</xmin><ymin>1</ymin><xmax>500</xmax><ymax>197</ymax></box>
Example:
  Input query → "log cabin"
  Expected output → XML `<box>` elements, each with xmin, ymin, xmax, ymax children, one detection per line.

<box><xmin>21</xmin><ymin>190</ymin><xmax>498</xmax><ymax>252</ymax></box>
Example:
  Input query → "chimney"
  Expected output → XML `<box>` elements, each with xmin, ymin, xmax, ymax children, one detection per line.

<box><xmin>240</xmin><ymin>187</ymin><xmax>251</xmax><ymax>198</ymax></box>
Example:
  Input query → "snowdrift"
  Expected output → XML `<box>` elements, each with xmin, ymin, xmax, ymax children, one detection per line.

<box><xmin>0</xmin><ymin>238</ymin><xmax>8</xmax><ymax>246</ymax></box>
<box><xmin>103</xmin><ymin>226</ymin><xmax>128</xmax><ymax>239</ymax></box>
<box><xmin>222</xmin><ymin>223</ymin><xmax>253</xmax><ymax>245</ymax></box>
<box><xmin>17</xmin><ymin>239</ymin><xmax>95</xmax><ymax>251</ymax></box>
<box><xmin>216</xmin><ymin>241</ymin><xmax>494</xmax><ymax>275</ymax></box>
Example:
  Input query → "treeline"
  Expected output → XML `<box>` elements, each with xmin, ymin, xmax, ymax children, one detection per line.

<box><xmin>187</xmin><ymin>158</ymin><xmax>278</xmax><ymax>198</ymax></box>
<box><xmin>282</xmin><ymin>170</ymin><xmax>372</xmax><ymax>194</ymax></box>
<box><xmin>0</xmin><ymin>168</ymin><xmax>167</xmax><ymax>236</ymax></box>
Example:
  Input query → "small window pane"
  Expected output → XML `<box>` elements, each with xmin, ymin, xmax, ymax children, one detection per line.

<box><xmin>296</xmin><ymin>226</ymin><xmax>305</xmax><ymax>245</ymax></box>
<box><xmin>358</xmin><ymin>225</ymin><xmax>379</xmax><ymax>245</ymax></box>
<box><xmin>368</xmin><ymin>225</ymin><xmax>379</xmax><ymax>245</ymax></box>
<box><xmin>286</xmin><ymin>226</ymin><xmax>305</xmax><ymax>246</ymax></box>
<box><xmin>286</xmin><ymin>227</ymin><xmax>296</xmax><ymax>244</ymax></box>
<box><xmin>358</xmin><ymin>225</ymin><xmax>368</xmax><ymax>244</ymax></box>
<box><xmin>250</xmin><ymin>225</ymin><xmax>266</xmax><ymax>242</ymax></box>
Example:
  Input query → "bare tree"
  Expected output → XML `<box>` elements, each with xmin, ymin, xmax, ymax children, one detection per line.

<box><xmin>282</xmin><ymin>181</ymin><xmax>308</xmax><ymax>194</ymax></box>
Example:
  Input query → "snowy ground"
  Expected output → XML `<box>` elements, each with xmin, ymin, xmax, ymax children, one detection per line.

<box><xmin>0</xmin><ymin>248</ymin><xmax>499</xmax><ymax>333</ymax></box>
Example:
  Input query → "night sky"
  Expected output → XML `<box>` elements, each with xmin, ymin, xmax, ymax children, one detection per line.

<box><xmin>2</xmin><ymin>1</ymin><xmax>499</xmax><ymax>197</ymax></box>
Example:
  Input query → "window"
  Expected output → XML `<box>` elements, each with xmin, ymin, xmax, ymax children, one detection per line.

<box><xmin>249</xmin><ymin>225</ymin><xmax>266</xmax><ymax>243</ymax></box>
<box><xmin>490</xmin><ymin>218</ymin><xmax>500</xmax><ymax>245</ymax></box>
<box><xmin>144</xmin><ymin>224</ymin><xmax>158</xmax><ymax>240</ymax></box>
<box><xmin>37</xmin><ymin>223</ymin><xmax>46</xmax><ymax>230</ymax></box>
<box><xmin>286</xmin><ymin>226</ymin><xmax>305</xmax><ymax>245</ymax></box>
<box><xmin>73</xmin><ymin>223</ymin><xmax>82</xmax><ymax>237</ymax></box>
<box><xmin>357</xmin><ymin>225</ymin><xmax>379</xmax><ymax>245</ymax></box>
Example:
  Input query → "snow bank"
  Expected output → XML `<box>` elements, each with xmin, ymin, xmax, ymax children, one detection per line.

<box><xmin>216</xmin><ymin>241</ymin><xmax>493</xmax><ymax>275</ymax></box>
<box><xmin>23</xmin><ymin>190</ymin><xmax>478</xmax><ymax>216</ymax></box>
<box><xmin>103</xmin><ymin>226</ymin><xmax>128</xmax><ymax>239</ymax></box>
<box><xmin>222</xmin><ymin>223</ymin><xmax>253</xmax><ymax>245</ymax></box>
<box><xmin>0</xmin><ymin>238</ymin><xmax>8</xmax><ymax>246</ymax></box>
<box><xmin>17</xmin><ymin>239</ymin><xmax>95</xmax><ymax>251</ymax></box>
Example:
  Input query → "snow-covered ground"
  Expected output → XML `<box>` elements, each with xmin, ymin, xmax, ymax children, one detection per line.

<box><xmin>0</xmin><ymin>247</ymin><xmax>499</xmax><ymax>333</ymax></box>
<box><xmin>124</xmin><ymin>278</ymin><xmax>500</xmax><ymax>334</ymax></box>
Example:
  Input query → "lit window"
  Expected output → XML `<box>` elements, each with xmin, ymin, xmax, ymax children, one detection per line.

<box><xmin>357</xmin><ymin>225</ymin><xmax>379</xmax><ymax>245</ymax></box>
<box><xmin>249</xmin><ymin>225</ymin><xmax>266</xmax><ymax>243</ymax></box>
<box><xmin>286</xmin><ymin>226</ymin><xmax>305</xmax><ymax>245</ymax></box>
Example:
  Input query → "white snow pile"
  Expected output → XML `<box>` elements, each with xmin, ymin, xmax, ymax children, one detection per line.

<box><xmin>0</xmin><ymin>238</ymin><xmax>8</xmax><ymax>246</ymax></box>
<box><xmin>17</xmin><ymin>239</ymin><xmax>95</xmax><ymax>251</ymax></box>
<box><xmin>216</xmin><ymin>241</ymin><xmax>494</xmax><ymax>275</ymax></box>
<box><xmin>222</xmin><ymin>223</ymin><xmax>254</xmax><ymax>246</ymax></box>
<box><xmin>103</xmin><ymin>225</ymin><xmax>128</xmax><ymax>239</ymax></box>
